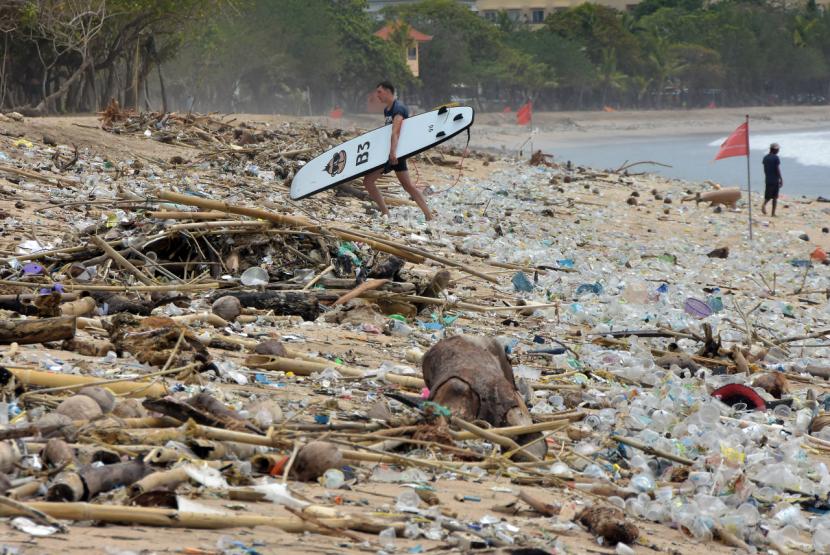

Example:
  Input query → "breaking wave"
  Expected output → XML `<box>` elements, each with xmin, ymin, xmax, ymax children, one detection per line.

<box><xmin>710</xmin><ymin>130</ymin><xmax>830</xmax><ymax>168</ymax></box>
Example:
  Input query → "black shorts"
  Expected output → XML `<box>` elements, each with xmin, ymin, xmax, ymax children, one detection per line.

<box><xmin>765</xmin><ymin>183</ymin><xmax>780</xmax><ymax>200</ymax></box>
<box><xmin>383</xmin><ymin>158</ymin><xmax>408</xmax><ymax>173</ymax></box>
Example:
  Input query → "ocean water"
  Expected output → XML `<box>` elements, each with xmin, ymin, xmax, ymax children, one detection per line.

<box><xmin>533</xmin><ymin>128</ymin><xmax>830</xmax><ymax>198</ymax></box>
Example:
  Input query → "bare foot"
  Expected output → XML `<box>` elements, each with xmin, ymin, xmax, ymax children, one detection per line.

<box><xmin>761</xmin><ymin>207</ymin><xmax>767</xmax><ymax>215</ymax></box>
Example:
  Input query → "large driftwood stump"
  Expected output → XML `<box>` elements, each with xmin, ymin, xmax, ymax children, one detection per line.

<box><xmin>0</xmin><ymin>316</ymin><xmax>76</xmax><ymax>344</ymax></box>
<box><xmin>213</xmin><ymin>291</ymin><xmax>320</xmax><ymax>321</ymax></box>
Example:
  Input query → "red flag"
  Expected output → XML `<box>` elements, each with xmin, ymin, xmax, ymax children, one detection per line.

<box><xmin>329</xmin><ymin>106</ymin><xmax>343</xmax><ymax>119</ymax></box>
<box><xmin>715</xmin><ymin>122</ymin><xmax>748</xmax><ymax>160</ymax></box>
<box><xmin>516</xmin><ymin>102</ymin><xmax>532</xmax><ymax>126</ymax></box>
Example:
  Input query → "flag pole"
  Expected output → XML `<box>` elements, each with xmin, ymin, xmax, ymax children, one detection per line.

<box><xmin>529</xmin><ymin>101</ymin><xmax>533</xmax><ymax>154</ymax></box>
<box><xmin>745</xmin><ymin>114</ymin><xmax>753</xmax><ymax>241</ymax></box>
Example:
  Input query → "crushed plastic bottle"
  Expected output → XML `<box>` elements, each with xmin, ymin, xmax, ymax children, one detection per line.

<box><xmin>379</xmin><ymin>527</ymin><xmax>397</xmax><ymax>550</ymax></box>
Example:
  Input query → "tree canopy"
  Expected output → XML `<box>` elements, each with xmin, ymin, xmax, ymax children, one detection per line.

<box><xmin>1</xmin><ymin>0</ymin><xmax>828</xmax><ymax>114</ymax></box>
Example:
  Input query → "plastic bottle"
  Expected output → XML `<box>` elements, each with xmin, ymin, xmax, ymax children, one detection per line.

<box><xmin>395</xmin><ymin>490</ymin><xmax>421</xmax><ymax>512</ymax></box>
<box><xmin>379</xmin><ymin>527</ymin><xmax>396</xmax><ymax>549</ymax></box>
<box><xmin>322</xmin><ymin>468</ymin><xmax>345</xmax><ymax>489</ymax></box>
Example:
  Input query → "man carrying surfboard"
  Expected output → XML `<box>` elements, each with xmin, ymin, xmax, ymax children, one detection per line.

<box><xmin>362</xmin><ymin>82</ymin><xmax>433</xmax><ymax>221</ymax></box>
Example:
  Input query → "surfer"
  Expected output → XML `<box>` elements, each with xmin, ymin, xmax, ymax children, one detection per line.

<box><xmin>362</xmin><ymin>81</ymin><xmax>433</xmax><ymax>221</ymax></box>
<box><xmin>761</xmin><ymin>143</ymin><xmax>783</xmax><ymax>217</ymax></box>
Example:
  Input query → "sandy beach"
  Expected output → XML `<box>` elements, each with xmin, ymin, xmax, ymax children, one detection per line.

<box><xmin>0</xmin><ymin>110</ymin><xmax>828</xmax><ymax>554</ymax></box>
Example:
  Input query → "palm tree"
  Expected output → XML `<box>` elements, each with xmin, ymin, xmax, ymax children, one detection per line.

<box><xmin>648</xmin><ymin>35</ymin><xmax>685</xmax><ymax>109</ymax></box>
<box><xmin>627</xmin><ymin>75</ymin><xmax>653</xmax><ymax>108</ymax></box>
<box><xmin>596</xmin><ymin>47</ymin><xmax>626</xmax><ymax>107</ymax></box>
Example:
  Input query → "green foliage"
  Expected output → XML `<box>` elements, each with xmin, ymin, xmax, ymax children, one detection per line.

<box><xmin>386</xmin><ymin>0</ymin><xmax>506</xmax><ymax>105</ymax></box>
<box><xmin>546</xmin><ymin>4</ymin><xmax>642</xmax><ymax>74</ymax></box>
<box><xmin>3</xmin><ymin>0</ymin><xmax>830</xmax><ymax>113</ymax></box>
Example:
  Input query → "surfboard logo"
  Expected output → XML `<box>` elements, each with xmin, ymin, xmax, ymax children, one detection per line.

<box><xmin>324</xmin><ymin>150</ymin><xmax>347</xmax><ymax>177</ymax></box>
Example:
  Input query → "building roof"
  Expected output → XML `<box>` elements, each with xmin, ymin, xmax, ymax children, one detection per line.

<box><xmin>374</xmin><ymin>24</ymin><xmax>432</xmax><ymax>42</ymax></box>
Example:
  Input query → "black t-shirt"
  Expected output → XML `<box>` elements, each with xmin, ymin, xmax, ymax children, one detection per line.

<box><xmin>384</xmin><ymin>100</ymin><xmax>409</xmax><ymax>124</ymax></box>
<box><xmin>763</xmin><ymin>153</ymin><xmax>781</xmax><ymax>185</ymax></box>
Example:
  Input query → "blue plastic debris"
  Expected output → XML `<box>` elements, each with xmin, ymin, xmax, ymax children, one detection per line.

<box><xmin>511</xmin><ymin>271</ymin><xmax>534</xmax><ymax>292</ymax></box>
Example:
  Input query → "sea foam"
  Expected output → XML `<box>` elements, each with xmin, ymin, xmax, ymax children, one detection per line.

<box><xmin>710</xmin><ymin>130</ymin><xmax>830</xmax><ymax>168</ymax></box>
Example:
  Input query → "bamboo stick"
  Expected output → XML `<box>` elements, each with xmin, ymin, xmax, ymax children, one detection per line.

<box><xmin>360</xmin><ymin>290</ymin><xmax>560</xmax><ymax>313</ymax></box>
<box><xmin>0</xmin><ymin>496</ymin><xmax>67</xmax><ymax>531</ymax></box>
<box><xmin>0</xmin><ymin>164</ymin><xmax>75</xmax><ymax>187</ymax></box>
<box><xmin>90</xmin><ymin>235</ymin><xmax>156</xmax><ymax>286</ymax></box>
<box><xmin>327</xmin><ymin>228</ymin><xmax>424</xmax><ymax>263</ymax></box>
<box><xmin>147</xmin><ymin>211</ymin><xmax>234</xmax><ymax>220</ymax></box>
<box><xmin>450</xmin><ymin>417</ymin><xmax>583</xmax><ymax>440</ymax></box>
<box><xmin>168</xmin><ymin>220</ymin><xmax>270</xmax><ymax>231</ymax></box>
<box><xmin>0</xmin><ymin>280</ymin><xmax>220</xmax><ymax>293</ymax></box>
<box><xmin>172</xmin><ymin>312</ymin><xmax>228</xmax><ymax>327</ymax></box>
<box><xmin>8</xmin><ymin>367</ymin><xmax>167</xmax><ymax>398</ymax></box>
<box><xmin>60</xmin><ymin>296</ymin><xmax>97</xmax><ymax>317</ymax></box>
<box><xmin>451</xmin><ymin>417</ymin><xmax>540</xmax><ymax>462</ymax></box>
<box><xmin>154</xmin><ymin>190</ymin><xmax>422</xmax><ymax>263</ymax></box>
<box><xmin>244</xmin><ymin>354</ymin><xmax>425</xmax><ymax>389</ymax></box>
<box><xmin>5</xmin><ymin>479</ymin><xmax>43</xmax><ymax>500</ymax></box>
<box><xmin>128</xmin><ymin>466</ymin><xmax>190</xmax><ymax>496</ymax></box>
<box><xmin>612</xmin><ymin>436</ymin><xmax>693</xmax><ymax>466</ymax></box>
<box><xmin>330</xmin><ymin>226</ymin><xmax>495</xmax><ymax>283</ymax></box>
<box><xmin>0</xmin><ymin>501</ymin><xmax>370</xmax><ymax>533</ymax></box>
<box><xmin>332</xmin><ymin>278</ymin><xmax>388</xmax><ymax>306</ymax></box>
<box><xmin>302</xmin><ymin>264</ymin><xmax>333</xmax><ymax>291</ymax></box>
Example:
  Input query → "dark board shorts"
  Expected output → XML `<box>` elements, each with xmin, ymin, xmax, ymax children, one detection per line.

<box><xmin>383</xmin><ymin>158</ymin><xmax>408</xmax><ymax>173</ymax></box>
<box><xmin>765</xmin><ymin>182</ymin><xmax>780</xmax><ymax>200</ymax></box>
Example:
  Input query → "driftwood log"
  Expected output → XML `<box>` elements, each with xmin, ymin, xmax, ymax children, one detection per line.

<box><xmin>212</xmin><ymin>291</ymin><xmax>320</xmax><ymax>321</ymax></box>
<box><xmin>0</xmin><ymin>316</ymin><xmax>75</xmax><ymax>344</ymax></box>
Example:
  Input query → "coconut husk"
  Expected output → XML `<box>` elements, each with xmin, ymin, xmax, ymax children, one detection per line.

<box><xmin>577</xmin><ymin>506</ymin><xmax>639</xmax><ymax>545</ymax></box>
<box><xmin>292</xmin><ymin>441</ymin><xmax>342</xmax><ymax>482</ymax></box>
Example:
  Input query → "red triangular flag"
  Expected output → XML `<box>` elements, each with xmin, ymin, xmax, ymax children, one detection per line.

<box><xmin>714</xmin><ymin>122</ymin><xmax>748</xmax><ymax>160</ymax></box>
<box><xmin>516</xmin><ymin>102</ymin><xmax>532</xmax><ymax>126</ymax></box>
<box><xmin>329</xmin><ymin>106</ymin><xmax>343</xmax><ymax>119</ymax></box>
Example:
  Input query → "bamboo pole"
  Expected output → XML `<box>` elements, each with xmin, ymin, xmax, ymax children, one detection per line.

<box><xmin>360</xmin><ymin>290</ymin><xmax>560</xmax><ymax>313</ymax></box>
<box><xmin>168</xmin><ymin>220</ymin><xmax>270</xmax><ymax>231</ymax></box>
<box><xmin>128</xmin><ymin>466</ymin><xmax>191</xmax><ymax>496</ymax></box>
<box><xmin>451</xmin><ymin>417</ymin><xmax>540</xmax><ymax>462</ymax></box>
<box><xmin>330</xmin><ymin>226</ymin><xmax>493</xmax><ymax>283</ymax></box>
<box><xmin>147</xmin><ymin>211</ymin><xmax>234</xmax><ymax>220</ymax></box>
<box><xmin>89</xmin><ymin>235</ymin><xmax>156</xmax><ymax>286</ymax></box>
<box><xmin>154</xmin><ymin>190</ymin><xmax>423</xmax><ymax>263</ymax></box>
<box><xmin>332</xmin><ymin>278</ymin><xmax>388</xmax><ymax>306</ymax></box>
<box><xmin>0</xmin><ymin>164</ymin><xmax>75</xmax><ymax>187</ymax></box>
<box><xmin>0</xmin><ymin>280</ymin><xmax>220</xmax><ymax>293</ymax></box>
<box><xmin>244</xmin><ymin>354</ymin><xmax>425</xmax><ymax>389</ymax></box>
<box><xmin>173</xmin><ymin>312</ymin><xmax>228</xmax><ymax>327</ymax></box>
<box><xmin>612</xmin><ymin>435</ymin><xmax>693</xmax><ymax>466</ymax></box>
<box><xmin>0</xmin><ymin>501</ymin><xmax>374</xmax><ymax>533</ymax></box>
<box><xmin>450</xmin><ymin>416</ymin><xmax>583</xmax><ymax>440</ymax></box>
<box><xmin>60</xmin><ymin>296</ymin><xmax>97</xmax><ymax>317</ymax></box>
<box><xmin>8</xmin><ymin>367</ymin><xmax>167</xmax><ymax>398</ymax></box>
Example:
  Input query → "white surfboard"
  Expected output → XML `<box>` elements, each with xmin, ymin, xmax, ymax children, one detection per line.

<box><xmin>290</xmin><ymin>105</ymin><xmax>474</xmax><ymax>200</ymax></box>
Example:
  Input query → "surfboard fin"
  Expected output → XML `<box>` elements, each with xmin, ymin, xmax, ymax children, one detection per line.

<box><xmin>453</xmin><ymin>113</ymin><xmax>464</xmax><ymax>121</ymax></box>
<box><xmin>437</xmin><ymin>106</ymin><xmax>448</xmax><ymax>115</ymax></box>
<box><xmin>435</xmin><ymin>131</ymin><xmax>446</xmax><ymax>138</ymax></box>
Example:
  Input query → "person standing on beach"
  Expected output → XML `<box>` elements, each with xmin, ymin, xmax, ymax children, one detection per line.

<box><xmin>762</xmin><ymin>143</ymin><xmax>783</xmax><ymax>216</ymax></box>
<box><xmin>362</xmin><ymin>82</ymin><xmax>433</xmax><ymax>221</ymax></box>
